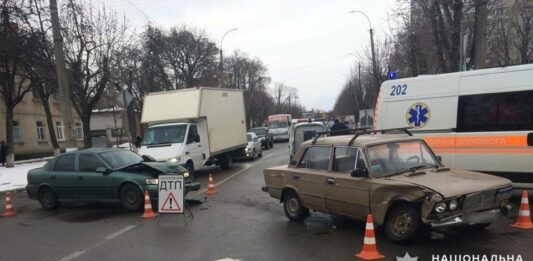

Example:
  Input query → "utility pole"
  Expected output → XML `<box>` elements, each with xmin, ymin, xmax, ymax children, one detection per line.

<box><xmin>50</xmin><ymin>0</ymin><xmax>76</xmax><ymax>151</ymax></box>
<box><xmin>472</xmin><ymin>0</ymin><xmax>488</xmax><ymax>69</ymax></box>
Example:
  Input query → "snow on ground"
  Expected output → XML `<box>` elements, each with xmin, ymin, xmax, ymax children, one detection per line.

<box><xmin>0</xmin><ymin>161</ymin><xmax>47</xmax><ymax>192</ymax></box>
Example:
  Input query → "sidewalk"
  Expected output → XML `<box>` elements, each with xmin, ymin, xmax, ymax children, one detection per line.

<box><xmin>0</xmin><ymin>161</ymin><xmax>47</xmax><ymax>192</ymax></box>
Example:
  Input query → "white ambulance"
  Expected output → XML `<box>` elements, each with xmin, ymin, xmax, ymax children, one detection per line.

<box><xmin>375</xmin><ymin>64</ymin><xmax>533</xmax><ymax>188</ymax></box>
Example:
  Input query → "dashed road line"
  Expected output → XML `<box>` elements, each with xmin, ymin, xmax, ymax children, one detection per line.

<box><xmin>104</xmin><ymin>225</ymin><xmax>136</xmax><ymax>240</ymax></box>
<box><xmin>58</xmin><ymin>251</ymin><xmax>86</xmax><ymax>261</ymax></box>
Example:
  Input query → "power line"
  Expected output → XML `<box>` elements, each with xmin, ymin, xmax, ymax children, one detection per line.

<box><xmin>122</xmin><ymin>0</ymin><xmax>162</xmax><ymax>27</ymax></box>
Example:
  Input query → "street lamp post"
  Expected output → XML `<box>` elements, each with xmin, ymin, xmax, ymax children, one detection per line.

<box><xmin>349</xmin><ymin>10</ymin><xmax>379</xmax><ymax>105</ymax></box>
<box><xmin>219</xmin><ymin>28</ymin><xmax>238</xmax><ymax>88</ymax></box>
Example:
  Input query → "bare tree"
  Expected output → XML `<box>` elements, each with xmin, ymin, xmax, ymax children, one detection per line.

<box><xmin>0</xmin><ymin>1</ymin><xmax>34</xmax><ymax>167</ymax></box>
<box><xmin>161</xmin><ymin>26</ymin><xmax>218</xmax><ymax>88</ymax></box>
<box><xmin>62</xmin><ymin>0</ymin><xmax>128</xmax><ymax>148</ymax></box>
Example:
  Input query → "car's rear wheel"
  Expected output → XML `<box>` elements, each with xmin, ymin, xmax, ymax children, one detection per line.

<box><xmin>120</xmin><ymin>184</ymin><xmax>143</xmax><ymax>211</ymax></box>
<box><xmin>384</xmin><ymin>204</ymin><xmax>422</xmax><ymax>243</ymax></box>
<box><xmin>283</xmin><ymin>190</ymin><xmax>309</xmax><ymax>221</ymax></box>
<box><xmin>38</xmin><ymin>186</ymin><xmax>58</xmax><ymax>210</ymax></box>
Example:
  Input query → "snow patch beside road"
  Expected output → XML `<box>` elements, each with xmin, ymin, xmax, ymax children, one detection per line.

<box><xmin>0</xmin><ymin>161</ymin><xmax>47</xmax><ymax>192</ymax></box>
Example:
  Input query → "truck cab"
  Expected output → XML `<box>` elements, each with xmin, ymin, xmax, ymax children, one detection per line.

<box><xmin>139</xmin><ymin>121</ymin><xmax>208</xmax><ymax>177</ymax></box>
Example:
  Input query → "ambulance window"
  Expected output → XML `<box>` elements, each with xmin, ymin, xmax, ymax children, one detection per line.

<box><xmin>457</xmin><ymin>90</ymin><xmax>533</xmax><ymax>132</ymax></box>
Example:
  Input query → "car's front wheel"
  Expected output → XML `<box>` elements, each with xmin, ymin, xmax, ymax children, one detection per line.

<box><xmin>384</xmin><ymin>204</ymin><xmax>422</xmax><ymax>243</ymax></box>
<box><xmin>283</xmin><ymin>190</ymin><xmax>309</xmax><ymax>221</ymax></box>
<box><xmin>120</xmin><ymin>184</ymin><xmax>143</xmax><ymax>211</ymax></box>
<box><xmin>38</xmin><ymin>186</ymin><xmax>59</xmax><ymax>210</ymax></box>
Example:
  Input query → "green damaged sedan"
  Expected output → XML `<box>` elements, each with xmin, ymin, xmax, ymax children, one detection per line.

<box><xmin>26</xmin><ymin>149</ymin><xmax>201</xmax><ymax>210</ymax></box>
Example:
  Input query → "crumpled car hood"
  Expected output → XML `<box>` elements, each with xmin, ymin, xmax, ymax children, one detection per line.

<box><xmin>387</xmin><ymin>169</ymin><xmax>512</xmax><ymax>198</ymax></box>
<box><xmin>118</xmin><ymin>162</ymin><xmax>184</xmax><ymax>176</ymax></box>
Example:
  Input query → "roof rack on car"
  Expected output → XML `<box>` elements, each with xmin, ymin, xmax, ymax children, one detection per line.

<box><xmin>311</xmin><ymin>128</ymin><xmax>370</xmax><ymax>145</ymax></box>
<box><xmin>347</xmin><ymin>127</ymin><xmax>413</xmax><ymax>146</ymax></box>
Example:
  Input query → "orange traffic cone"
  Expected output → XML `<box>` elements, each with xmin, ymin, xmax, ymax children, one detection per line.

<box><xmin>355</xmin><ymin>214</ymin><xmax>385</xmax><ymax>260</ymax></box>
<box><xmin>3</xmin><ymin>192</ymin><xmax>16</xmax><ymax>217</ymax></box>
<box><xmin>141</xmin><ymin>190</ymin><xmax>157</xmax><ymax>218</ymax></box>
<box><xmin>511</xmin><ymin>190</ymin><xmax>533</xmax><ymax>229</ymax></box>
<box><xmin>206</xmin><ymin>174</ymin><xmax>217</xmax><ymax>195</ymax></box>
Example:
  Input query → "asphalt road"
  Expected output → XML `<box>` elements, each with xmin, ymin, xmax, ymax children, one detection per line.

<box><xmin>1</xmin><ymin>143</ymin><xmax>532</xmax><ymax>261</ymax></box>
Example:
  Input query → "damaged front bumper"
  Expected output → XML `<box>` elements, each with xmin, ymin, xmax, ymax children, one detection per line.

<box><xmin>429</xmin><ymin>203</ymin><xmax>513</xmax><ymax>228</ymax></box>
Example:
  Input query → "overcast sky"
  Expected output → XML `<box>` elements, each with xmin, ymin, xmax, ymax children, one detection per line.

<box><xmin>98</xmin><ymin>0</ymin><xmax>398</xmax><ymax>112</ymax></box>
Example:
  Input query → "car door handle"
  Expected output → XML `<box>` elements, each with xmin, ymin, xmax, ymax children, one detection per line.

<box><xmin>50</xmin><ymin>175</ymin><xmax>56</xmax><ymax>180</ymax></box>
<box><xmin>78</xmin><ymin>176</ymin><xmax>83</xmax><ymax>181</ymax></box>
<box><xmin>292</xmin><ymin>173</ymin><xmax>300</xmax><ymax>180</ymax></box>
<box><xmin>326</xmin><ymin>177</ymin><xmax>336</xmax><ymax>185</ymax></box>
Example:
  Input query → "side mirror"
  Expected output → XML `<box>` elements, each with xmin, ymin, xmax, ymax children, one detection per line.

<box><xmin>96</xmin><ymin>167</ymin><xmax>110</xmax><ymax>174</ymax></box>
<box><xmin>351</xmin><ymin>168</ymin><xmax>368</xmax><ymax>178</ymax></box>
<box><xmin>436</xmin><ymin>155</ymin><xmax>442</xmax><ymax>162</ymax></box>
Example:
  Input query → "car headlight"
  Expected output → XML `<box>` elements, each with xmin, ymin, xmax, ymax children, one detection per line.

<box><xmin>245</xmin><ymin>147</ymin><xmax>252</xmax><ymax>152</ymax></box>
<box><xmin>183</xmin><ymin>172</ymin><xmax>190</xmax><ymax>178</ymax></box>
<box><xmin>146</xmin><ymin>178</ymin><xmax>159</xmax><ymax>185</ymax></box>
<box><xmin>449</xmin><ymin>199</ymin><xmax>458</xmax><ymax>211</ymax></box>
<box><xmin>435</xmin><ymin>202</ymin><xmax>447</xmax><ymax>213</ymax></box>
<box><xmin>167</xmin><ymin>157</ymin><xmax>181</xmax><ymax>164</ymax></box>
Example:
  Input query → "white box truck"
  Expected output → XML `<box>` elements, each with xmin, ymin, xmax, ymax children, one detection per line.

<box><xmin>138</xmin><ymin>87</ymin><xmax>247</xmax><ymax>177</ymax></box>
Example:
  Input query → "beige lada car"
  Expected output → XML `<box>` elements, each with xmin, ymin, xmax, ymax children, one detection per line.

<box><xmin>262</xmin><ymin>129</ymin><xmax>514</xmax><ymax>243</ymax></box>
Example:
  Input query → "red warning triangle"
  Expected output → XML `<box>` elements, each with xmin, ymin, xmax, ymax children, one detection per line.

<box><xmin>161</xmin><ymin>192</ymin><xmax>181</xmax><ymax>212</ymax></box>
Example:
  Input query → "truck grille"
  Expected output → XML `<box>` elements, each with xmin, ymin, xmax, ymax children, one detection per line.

<box><xmin>462</xmin><ymin>189</ymin><xmax>498</xmax><ymax>211</ymax></box>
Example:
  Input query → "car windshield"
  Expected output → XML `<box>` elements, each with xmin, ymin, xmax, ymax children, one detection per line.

<box><xmin>99</xmin><ymin>150</ymin><xmax>144</xmax><ymax>169</ymax></box>
<box><xmin>247</xmin><ymin>134</ymin><xmax>252</xmax><ymax>142</ymax></box>
<box><xmin>366</xmin><ymin>140</ymin><xmax>438</xmax><ymax>178</ymax></box>
<box><xmin>269</xmin><ymin>121</ymin><xmax>288</xmax><ymax>129</ymax></box>
<box><xmin>250</xmin><ymin>128</ymin><xmax>267</xmax><ymax>136</ymax></box>
<box><xmin>142</xmin><ymin>124</ymin><xmax>187</xmax><ymax>146</ymax></box>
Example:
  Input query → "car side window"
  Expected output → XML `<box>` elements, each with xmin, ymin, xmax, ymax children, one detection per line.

<box><xmin>54</xmin><ymin>154</ymin><xmax>76</xmax><ymax>172</ymax></box>
<box><xmin>297</xmin><ymin>148</ymin><xmax>309</xmax><ymax>168</ymax></box>
<box><xmin>79</xmin><ymin>154</ymin><xmax>107</xmax><ymax>172</ymax></box>
<box><xmin>187</xmin><ymin>125</ymin><xmax>199</xmax><ymax>144</ymax></box>
<box><xmin>356</xmin><ymin>150</ymin><xmax>367</xmax><ymax>170</ymax></box>
<box><xmin>301</xmin><ymin>146</ymin><xmax>331</xmax><ymax>171</ymax></box>
<box><xmin>333</xmin><ymin>147</ymin><xmax>357</xmax><ymax>173</ymax></box>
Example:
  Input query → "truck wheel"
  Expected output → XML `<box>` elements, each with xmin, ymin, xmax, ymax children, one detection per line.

<box><xmin>185</xmin><ymin>161</ymin><xmax>196</xmax><ymax>179</ymax></box>
<box><xmin>38</xmin><ymin>186</ymin><xmax>59</xmax><ymax>210</ymax></box>
<box><xmin>220</xmin><ymin>153</ymin><xmax>233</xmax><ymax>170</ymax></box>
<box><xmin>283</xmin><ymin>190</ymin><xmax>309</xmax><ymax>221</ymax></box>
<box><xmin>384</xmin><ymin>204</ymin><xmax>422</xmax><ymax>243</ymax></box>
<box><xmin>120</xmin><ymin>184</ymin><xmax>143</xmax><ymax>211</ymax></box>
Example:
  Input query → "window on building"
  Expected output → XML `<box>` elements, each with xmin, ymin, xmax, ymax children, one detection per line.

<box><xmin>457</xmin><ymin>90</ymin><xmax>533</xmax><ymax>132</ymax></box>
<box><xmin>75</xmin><ymin>122</ymin><xmax>83</xmax><ymax>140</ymax></box>
<box><xmin>55</xmin><ymin>121</ymin><xmax>64</xmax><ymax>141</ymax></box>
<box><xmin>36</xmin><ymin>121</ymin><xmax>46</xmax><ymax>141</ymax></box>
<box><xmin>13</xmin><ymin>121</ymin><xmax>21</xmax><ymax>142</ymax></box>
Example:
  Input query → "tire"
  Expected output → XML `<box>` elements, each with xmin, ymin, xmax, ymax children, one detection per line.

<box><xmin>283</xmin><ymin>190</ymin><xmax>309</xmax><ymax>221</ymax></box>
<box><xmin>258</xmin><ymin>148</ymin><xmax>263</xmax><ymax>157</ymax></box>
<box><xmin>220</xmin><ymin>153</ymin><xmax>233</xmax><ymax>170</ymax></box>
<box><xmin>252</xmin><ymin>149</ymin><xmax>257</xmax><ymax>160</ymax></box>
<box><xmin>38</xmin><ymin>186</ymin><xmax>59</xmax><ymax>210</ymax></box>
<box><xmin>384</xmin><ymin>204</ymin><xmax>422</xmax><ymax>243</ymax></box>
<box><xmin>120</xmin><ymin>184</ymin><xmax>143</xmax><ymax>211</ymax></box>
<box><xmin>185</xmin><ymin>161</ymin><xmax>196</xmax><ymax>179</ymax></box>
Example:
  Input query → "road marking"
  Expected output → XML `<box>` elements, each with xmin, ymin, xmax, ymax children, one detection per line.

<box><xmin>199</xmin><ymin>163</ymin><xmax>254</xmax><ymax>193</ymax></box>
<box><xmin>58</xmin><ymin>251</ymin><xmax>86</xmax><ymax>261</ymax></box>
<box><xmin>215</xmin><ymin>258</ymin><xmax>242</xmax><ymax>261</ymax></box>
<box><xmin>104</xmin><ymin>225</ymin><xmax>136</xmax><ymax>240</ymax></box>
<box><xmin>57</xmin><ymin>225</ymin><xmax>137</xmax><ymax>261</ymax></box>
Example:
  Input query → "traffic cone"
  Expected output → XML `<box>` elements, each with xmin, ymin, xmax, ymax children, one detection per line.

<box><xmin>141</xmin><ymin>190</ymin><xmax>157</xmax><ymax>218</ymax></box>
<box><xmin>511</xmin><ymin>190</ymin><xmax>533</xmax><ymax>229</ymax></box>
<box><xmin>355</xmin><ymin>214</ymin><xmax>385</xmax><ymax>260</ymax></box>
<box><xmin>206</xmin><ymin>174</ymin><xmax>217</xmax><ymax>195</ymax></box>
<box><xmin>3</xmin><ymin>192</ymin><xmax>16</xmax><ymax>217</ymax></box>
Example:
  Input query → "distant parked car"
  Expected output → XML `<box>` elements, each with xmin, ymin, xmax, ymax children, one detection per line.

<box><xmin>26</xmin><ymin>149</ymin><xmax>201</xmax><ymax>211</ymax></box>
<box><xmin>249</xmin><ymin>127</ymin><xmax>274</xmax><ymax>149</ymax></box>
<box><xmin>234</xmin><ymin>133</ymin><xmax>262</xmax><ymax>160</ymax></box>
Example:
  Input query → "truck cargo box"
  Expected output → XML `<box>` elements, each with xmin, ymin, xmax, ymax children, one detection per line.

<box><xmin>141</xmin><ymin>87</ymin><xmax>247</xmax><ymax>156</ymax></box>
